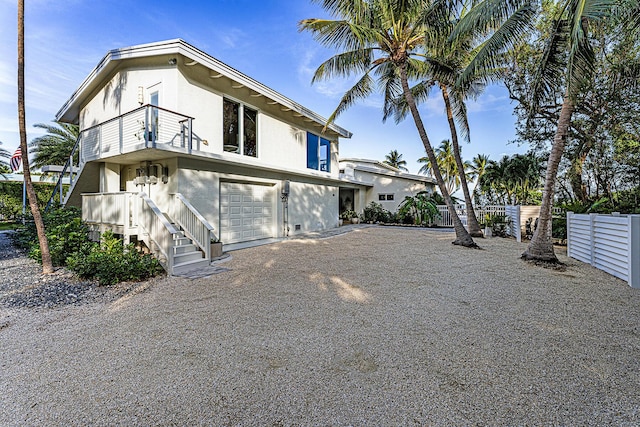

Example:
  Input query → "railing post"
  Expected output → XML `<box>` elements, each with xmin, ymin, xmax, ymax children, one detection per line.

<box><xmin>188</xmin><ymin>118</ymin><xmax>193</xmax><ymax>154</ymax></box>
<box><xmin>145</xmin><ymin>106</ymin><xmax>150</xmax><ymax>149</ymax></box>
<box><xmin>566</xmin><ymin>212</ymin><xmax>572</xmax><ymax>259</ymax></box>
<box><xmin>119</xmin><ymin>115</ymin><xmax>123</xmax><ymax>154</ymax></box>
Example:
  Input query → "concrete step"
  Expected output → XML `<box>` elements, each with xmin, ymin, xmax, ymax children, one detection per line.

<box><xmin>173</xmin><ymin>250</ymin><xmax>204</xmax><ymax>264</ymax></box>
<box><xmin>172</xmin><ymin>258</ymin><xmax>211</xmax><ymax>275</ymax></box>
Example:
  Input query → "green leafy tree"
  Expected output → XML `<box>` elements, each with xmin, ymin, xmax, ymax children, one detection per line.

<box><xmin>300</xmin><ymin>0</ymin><xmax>477</xmax><ymax>247</ymax></box>
<box><xmin>28</xmin><ymin>122</ymin><xmax>79</xmax><ymax>173</ymax></box>
<box><xmin>383</xmin><ymin>149</ymin><xmax>409</xmax><ymax>171</ymax></box>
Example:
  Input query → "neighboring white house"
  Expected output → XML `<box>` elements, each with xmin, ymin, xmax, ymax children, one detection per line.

<box><xmin>53</xmin><ymin>39</ymin><xmax>433</xmax><ymax>274</ymax></box>
<box><xmin>338</xmin><ymin>158</ymin><xmax>435</xmax><ymax>213</ymax></box>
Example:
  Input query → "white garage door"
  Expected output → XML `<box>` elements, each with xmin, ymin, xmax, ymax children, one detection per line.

<box><xmin>220</xmin><ymin>182</ymin><xmax>276</xmax><ymax>244</ymax></box>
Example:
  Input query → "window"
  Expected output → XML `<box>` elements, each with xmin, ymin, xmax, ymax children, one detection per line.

<box><xmin>306</xmin><ymin>132</ymin><xmax>331</xmax><ymax>172</ymax></box>
<box><xmin>386</xmin><ymin>194</ymin><xmax>394</xmax><ymax>201</ymax></box>
<box><xmin>223</xmin><ymin>98</ymin><xmax>257</xmax><ymax>157</ymax></box>
<box><xmin>378</xmin><ymin>194</ymin><xmax>395</xmax><ymax>201</ymax></box>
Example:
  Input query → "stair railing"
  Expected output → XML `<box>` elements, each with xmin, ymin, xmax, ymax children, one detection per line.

<box><xmin>171</xmin><ymin>193</ymin><xmax>216</xmax><ymax>261</ymax></box>
<box><xmin>45</xmin><ymin>133</ymin><xmax>82</xmax><ymax>211</ymax></box>
<box><xmin>138</xmin><ymin>192</ymin><xmax>179</xmax><ymax>273</ymax></box>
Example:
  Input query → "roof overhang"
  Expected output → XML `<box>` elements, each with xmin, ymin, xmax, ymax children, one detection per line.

<box><xmin>56</xmin><ymin>39</ymin><xmax>352</xmax><ymax>139</ymax></box>
<box><xmin>339</xmin><ymin>158</ymin><xmax>435</xmax><ymax>184</ymax></box>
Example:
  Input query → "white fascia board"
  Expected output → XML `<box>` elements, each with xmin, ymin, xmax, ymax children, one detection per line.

<box><xmin>353</xmin><ymin>164</ymin><xmax>435</xmax><ymax>184</ymax></box>
<box><xmin>56</xmin><ymin>39</ymin><xmax>352</xmax><ymax>139</ymax></box>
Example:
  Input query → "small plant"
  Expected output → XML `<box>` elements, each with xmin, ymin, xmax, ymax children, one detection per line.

<box><xmin>485</xmin><ymin>213</ymin><xmax>511</xmax><ymax>237</ymax></box>
<box><xmin>397</xmin><ymin>191</ymin><xmax>440</xmax><ymax>226</ymax></box>
<box><xmin>340</xmin><ymin>210</ymin><xmax>357</xmax><ymax>220</ymax></box>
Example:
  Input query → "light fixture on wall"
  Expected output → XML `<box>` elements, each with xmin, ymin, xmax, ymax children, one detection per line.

<box><xmin>137</xmin><ymin>86</ymin><xmax>144</xmax><ymax>105</ymax></box>
<box><xmin>168</xmin><ymin>58</ymin><xmax>177</xmax><ymax>65</ymax></box>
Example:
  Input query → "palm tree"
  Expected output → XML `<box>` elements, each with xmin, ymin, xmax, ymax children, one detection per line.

<box><xmin>470</xmin><ymin>153</ymin><xmax>489</xmax><ymax>199</ymax></box>
<box><xmin>0</xmin><ymin>142</ymin><xmax>9</xmax><ymax>174</ymax></box>
<box><xmin>300</xmin><ymin>0</ymin><xmax>477</xmax><ymax>247</ymax></box>
<box><xmin>455</xmin><ymin>0</ymin><xmax>616</xmax><ymax>262</ymax></box>
<box><xmin>18</xmin><ymin>0</ymin><xmax>53</xmax><ymax>273</ymax></box>
<box><xmin>28</xmin><ymin>122</ymin><xmax>79</xmax><ymax>173</ymax></box>
<box><xmin>383</xmin><ymin>149</ymin><xmax>409</xmax><ymax>171</ymax></box>
<box><xmin>417</xmin><ymin>139</ymin><xmax>471</xmax><ymax>194</ymax></box>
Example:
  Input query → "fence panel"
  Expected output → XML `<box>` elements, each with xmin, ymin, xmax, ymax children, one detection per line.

<box><xmin>567</xmin><ymin>212</ymin><xmax>640</xmax><ymax>288</ymax></box>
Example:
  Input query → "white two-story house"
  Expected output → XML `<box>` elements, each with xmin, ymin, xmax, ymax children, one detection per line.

<box><xmin>53</xmin><ymin>39</ymin><xmax>432</xmax><ymax>274</ymax></box>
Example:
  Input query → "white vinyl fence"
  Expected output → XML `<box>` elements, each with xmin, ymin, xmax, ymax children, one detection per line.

<box><xmin>567</xmin><ymin>212</ymin><xmax>640</xmax><ymax>288</ymax></box>
<box><xmin>436</xmin><ymin>205</ymin><xmax>543</xmax><ymax>242</ymax></box>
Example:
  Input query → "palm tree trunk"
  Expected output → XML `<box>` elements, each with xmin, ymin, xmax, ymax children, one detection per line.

<box><xmin>441</xmin><ymin>86</ymin><xmax>483</xmax><ymax>237</ymax></box>
<box><xmin>18</xmin><ymin>0</ymin><xmax>53</xmax><ymax>274</ymax></box>
<box><xmin>522</xmin><ymin>95</ymin><xmax>575</xmax><ymax>263</ymax></box>
<box><xmin>399</xmin><ymin>63</ymin><xmax>476</xmax><ymax>247</ymax></box>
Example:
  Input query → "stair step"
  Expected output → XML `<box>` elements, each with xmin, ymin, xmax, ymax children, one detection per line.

<box><xmin>173</xmin><ymin>236</ymin><xmax>191</xmax><ymax>246</ymax></box>
<box><xmin>172</xmin><ymin>258</ymin><xmax>211</xmax><ymax>275</ymax></box>
<box><xmin>173</xmin><ymin>250</ymin><xmax>204</xmax><ymax>264</ymax></box>
<box><xmin>173</xmin><ymin>243</ymin><xmax>197</xmax><ymax>254</ymax></box>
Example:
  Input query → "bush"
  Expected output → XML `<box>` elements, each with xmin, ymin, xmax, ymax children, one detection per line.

<box><xmin>67</xmin><ymin>231</ymin><xmax>163</xmax><ymax>286</ymax></box>
<box><xmin>14</xmin><ymin>206</ymin><xmax>163</xmax><ymax>286</ymax></box>
<box><xmin>362</xmin><ymin>202</ymin><xmax>392</xmax><ymax>223</ymax></box>
<box><xmin>13</xmin><ymin>206</ymin><xmax>89</xmax><ymax>266</ymax></box>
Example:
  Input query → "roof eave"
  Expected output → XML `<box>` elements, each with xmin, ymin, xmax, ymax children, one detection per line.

<box><xmin>56</xmin><ymin>39</ymin><xmax>352</xmax><ymax>139</ymax></box>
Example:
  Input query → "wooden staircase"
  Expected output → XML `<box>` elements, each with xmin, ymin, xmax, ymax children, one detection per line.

<box><xmin>166</xmin><ymin>215</ymin><xmax>211</xmax><ymax>275</ymax></box>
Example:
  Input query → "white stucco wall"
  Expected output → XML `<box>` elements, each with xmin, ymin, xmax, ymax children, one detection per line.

<box><xmin>79</xmin><ymin>67</ymin><xmax>178</xmax><ymax>130</ymax></box>
<box><xmin>287</xmin><ymin>182</ymin><xmax>339</xmax><ymax>234</ymax></box>
<box><xmin>356</xmin><ymin>170</ymin><xmax>431</xmax><ymax>212</ymax></box>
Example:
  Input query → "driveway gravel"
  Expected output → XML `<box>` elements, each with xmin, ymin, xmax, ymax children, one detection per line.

<box><xmin>1</xmin><ymin>226</ymin><xmax>639</xmax><ymax>425</ymax></box>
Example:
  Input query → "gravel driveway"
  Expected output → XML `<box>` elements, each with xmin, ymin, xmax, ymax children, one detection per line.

<box><xmin>1</xmin><ymin>226</ymin><xmax>639</xmax><ymax>425</ymax></box>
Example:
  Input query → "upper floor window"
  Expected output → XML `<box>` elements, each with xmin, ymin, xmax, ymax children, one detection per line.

<box><xmin>223</xmin><ymin>98</ymin><xmax>257</xmax><ymax>157</ymax></box>
<box><xmin>307</xmin><ymin>132</ymin><xmax>331</xmax><ymax>172</ymax></box>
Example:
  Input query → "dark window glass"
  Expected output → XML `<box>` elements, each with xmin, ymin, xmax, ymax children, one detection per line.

<box><xmin>243</xmin><ymin>107</ymin><xmax>257</xmax><ymax>157</ymax></box>
<box><xmin>386</xmin><ymin>194</ymin><xmax>394</xmax><ymax>201</ymax></box>
<box><xmin>223</xmin><ymin>99</ymin><xmax>239</xmax><ymax>153</ymax></box>
<box><xmin>307</xmin><ymin>133</ymin><xmax>319</xmax><ymax>170</ymax></box>
<box><xmin>319</xmin><ymin>137</ymin><xmax>330</xmax><ymax>172</ymax></box>
<box><xmin>378</xmin><ymin>194</ymin><xmax>386</xmax><ymax>201</ymax></box>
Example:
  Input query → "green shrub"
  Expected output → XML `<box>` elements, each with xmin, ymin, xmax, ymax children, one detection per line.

<box><xmin>67</xmin><ymin>231</ymin><xmax>163</xmax><ymax>286</ymax></box>
<box><xmin>362</xmin><ymin>202</ymin><xmax>392</xmax><ymax>223</ymax></box>
<box><xmin>13</xmin><ymin>206</ymin><xmax>88</xmax><ymax>266</ymax></box>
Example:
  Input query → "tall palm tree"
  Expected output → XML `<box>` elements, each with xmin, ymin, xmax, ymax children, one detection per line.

<box><xmin>18</xmin><ymin>0</ymin><xmax>53</xmax><ymax>273</ymax></box>
<box><xmin>28</xmin><ymin>122</ymin><xmax>79</xmax><ymax>173</ymax></box>
<box><xmin>421</xmin><ymin>8</ymin><xmax>485</xmax><ymax>236</ymax></box>
<box><xmin>383</xmin><ymin>149</ymin><xmax>409</xmax><ymax>171</ymax></box>
<box><xmin>300</xmin><ymin>0</ymin><xmax>477</xmax><ymax>247</ymax></box>
<box><xmin>455</xmin><ymin>0</ymin><xmax>616</xmax><ymax>262</ymax></box>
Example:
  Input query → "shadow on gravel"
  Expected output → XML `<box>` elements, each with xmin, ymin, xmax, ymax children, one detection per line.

<box><xmin>0</xmin><ymin>231</ymin><xmax>24</xmax><ymax>261</ymax></box>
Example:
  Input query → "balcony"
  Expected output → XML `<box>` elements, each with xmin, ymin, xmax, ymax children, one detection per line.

<box><xmin>79</xmin><ymin>104</ymin><xmax>195</xmax><ymax>163</ymax></box>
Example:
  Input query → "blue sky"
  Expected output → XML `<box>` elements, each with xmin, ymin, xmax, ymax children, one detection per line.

<box><xmin>0</xmin><ymin>0</ymin><xmax>528</xmax><ymax>175</ymax></box>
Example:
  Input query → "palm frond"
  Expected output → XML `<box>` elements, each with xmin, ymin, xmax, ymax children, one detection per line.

<box><xmin>457</xmin><ymin>2</ymin><xmax>537</xmax><ymax>89</ymax></box>
<box><xmin>324</xmin><ymin>72</ymin><xmax>375</xmax><ymax>129</ymax></box>
<box><xmin>312</xmin><ymin>48</ymin><xmax>375</xmax><ymax>82</ymax></box>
